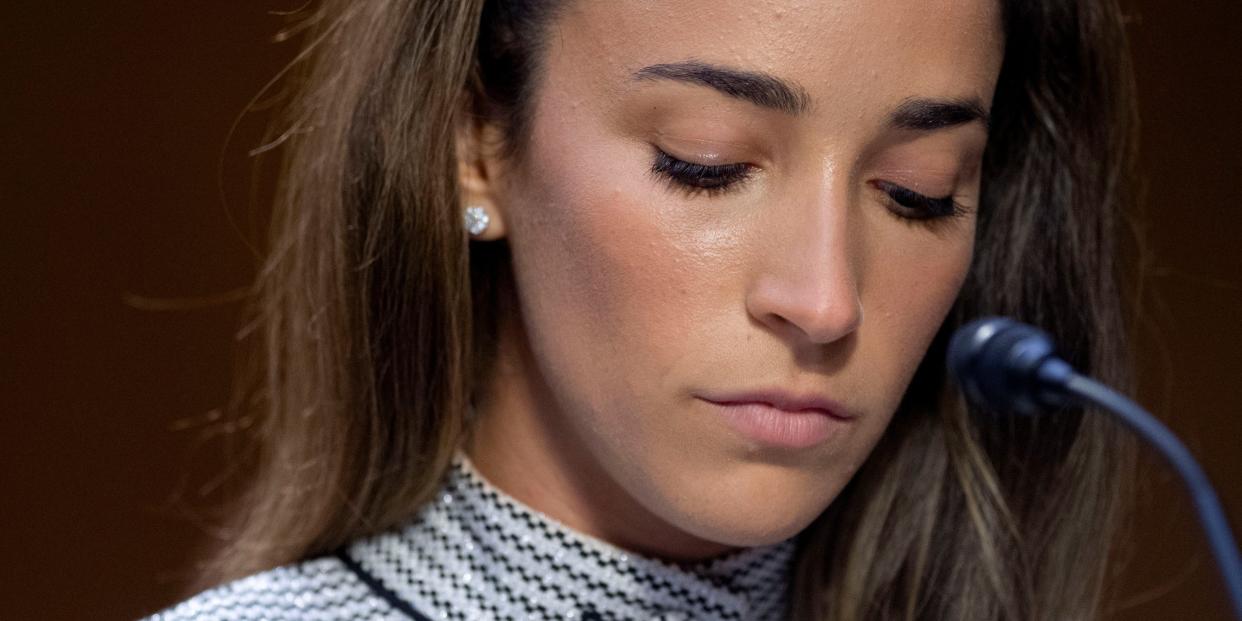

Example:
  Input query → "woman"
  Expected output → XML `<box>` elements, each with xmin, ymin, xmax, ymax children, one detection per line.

<box><xmin>150</xmin><ymin>0</ymin><xmax>1137</xmax><ymax>618</ymax></box>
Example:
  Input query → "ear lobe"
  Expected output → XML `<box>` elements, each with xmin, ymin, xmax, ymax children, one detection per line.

<box><xmin>455</xmin><ymin>115</ymin><xmax>508</xmax><ymax>241</ymax></box>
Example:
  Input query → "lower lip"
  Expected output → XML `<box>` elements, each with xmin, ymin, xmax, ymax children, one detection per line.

<box><xmin>702</xmin><ymin>400</ymin><xmax>848</xmax><ymax>449</ymax></box>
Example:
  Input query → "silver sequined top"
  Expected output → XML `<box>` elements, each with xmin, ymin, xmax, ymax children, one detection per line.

<box><xmin>145</xmin><ymin>453</ymin><xmax>796</xmax><ymax>620</ymax></box>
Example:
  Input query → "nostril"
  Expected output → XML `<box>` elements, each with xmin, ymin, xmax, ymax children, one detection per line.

<box><xmin>747</xmin><ymin>281</ymin><xmax>863</xmax><ymax>345</ymax></box>
<box><xmin>797</xmin><ymin>299</ymin><xmax>862</xmax><ymax>344</ymax></box>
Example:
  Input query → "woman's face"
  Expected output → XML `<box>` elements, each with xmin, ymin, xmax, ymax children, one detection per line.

<box><xmin>469</xmin><ymin>0</ymin><xmax>1003</xmax><ymax>558</ymax></box>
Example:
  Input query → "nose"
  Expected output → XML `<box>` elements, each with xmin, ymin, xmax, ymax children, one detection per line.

<box><xmin>744</xmin><ymin>185</ymin><xmax>863</xmax><ymax>346</ymax></box>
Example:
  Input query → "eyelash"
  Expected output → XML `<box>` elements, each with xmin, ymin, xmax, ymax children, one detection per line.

<box><xmin>649</xmin><ymin>148</ymin><xmax>753</xmax><ymax>198</ymax></box>
<box><xmin>649</xmin><ymin>147</ymin><xmax>968</xmax><ymax>221</ymax></box>
<box><xmin>870</xmin><ymin>180</ymin><xmax>970</xmax><ymax>221</ymax></box>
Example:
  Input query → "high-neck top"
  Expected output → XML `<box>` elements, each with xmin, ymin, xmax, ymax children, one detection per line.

<box><xmin>147</xmin><ymin>452</ymin><xmax>797</xmax><ymax>620</ymax></box>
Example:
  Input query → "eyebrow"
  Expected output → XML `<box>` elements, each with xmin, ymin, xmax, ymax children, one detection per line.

<box><xmin>889</xmin><ymin>97</ymin><xmax>990</xmax><ymax>132</ymax></box>
<box><xmin>632</xmin><ymin>60</ymin><xmax>811</xmax><ymax>115</ymax></box>
<box><xmin>631</xmin><ymin>60</ymin><xmax>989</xmax><ymax>132</ymax></box>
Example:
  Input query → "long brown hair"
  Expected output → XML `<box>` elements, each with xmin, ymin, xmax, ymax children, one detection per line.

<box><xmin>205</xmin><ymin>1</ymin><xmax>1138</xmax><ymax>619</ymax></box>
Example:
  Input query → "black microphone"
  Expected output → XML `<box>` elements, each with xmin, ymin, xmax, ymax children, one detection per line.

<box><xmin>946</xmin><ymin>317</ymin><xmax>1074</xmax><ymax>416</ymax></box>
<box><xmin>948</xmin><ymin>316</ymin><xmax>1242</xmax><ymax>619</ymax></box>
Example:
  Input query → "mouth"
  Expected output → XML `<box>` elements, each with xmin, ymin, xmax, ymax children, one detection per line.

<box><xmin>696</xmin><ymin>390</ymin><xmax>855</xmax><ymax>449</ymax></box>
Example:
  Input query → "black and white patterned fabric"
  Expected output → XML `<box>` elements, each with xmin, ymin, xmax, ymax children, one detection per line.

<box><xmin>147</xmin><ymin>453</ymin><xmax>796</xmax><ymax>620</ymax></box>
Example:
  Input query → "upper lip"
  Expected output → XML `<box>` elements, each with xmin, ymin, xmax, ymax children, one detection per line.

<box><xmin>698</xmin><ymin>389</ymin><xmax>855</xmax><ymax>420</ymax></box>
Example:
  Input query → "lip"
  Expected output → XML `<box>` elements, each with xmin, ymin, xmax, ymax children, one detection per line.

<box><xmin>700</xmin><ymin>389</ymin><xmax>855</xmax><ymax>419</ymax></box>
<box><xmin>697</xmin><ymin>390</ymin><xmax>855</xmax><ymax>449</ymax></box>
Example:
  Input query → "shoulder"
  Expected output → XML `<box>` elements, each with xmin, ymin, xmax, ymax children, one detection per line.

<box><xmin>142</xmin><ymin>555</ymin><xmax>404</xmax><ymax>621</ymax></box>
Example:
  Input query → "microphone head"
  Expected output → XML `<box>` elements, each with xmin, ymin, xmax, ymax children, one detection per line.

<box><xmin>947</xmin><ymin>316</ymin><xmax>1065</xmax><ymax>415</ymax></box>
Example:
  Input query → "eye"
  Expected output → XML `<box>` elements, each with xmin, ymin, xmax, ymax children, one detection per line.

<box><xmin>650</xmin><ymin>147</ymin><xmax>754</xmax><ymax>198</ymax></box>
<box><xmin>872</xmin><ymin>180</ymin><xmax>968</xmax><ymax>221</ymax></box>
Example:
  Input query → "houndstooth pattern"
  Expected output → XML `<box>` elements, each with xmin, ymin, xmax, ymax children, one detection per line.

<box><xmin>145</xmin><ymin>453</ymin><xmax>795</xmax><ymax>620</ymax></box>
<box><xmin>144</xmin><ymin>557</ymin><xmax>406</xmax><ymax>621</ymax></box>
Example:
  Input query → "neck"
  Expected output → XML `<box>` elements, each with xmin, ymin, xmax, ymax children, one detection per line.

<box><xmin>466</xmin><ymin>312</ymin><xmax>735</xmax><ymax>562</ymax></box>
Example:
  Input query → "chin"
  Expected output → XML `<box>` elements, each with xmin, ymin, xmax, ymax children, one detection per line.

<box><xmin>653</xmin><ymin>455</ymin><xmax>849</xmax><ymax>550</ymax></box>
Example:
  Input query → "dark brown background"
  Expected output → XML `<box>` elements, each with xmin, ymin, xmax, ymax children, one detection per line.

<box><xmin>4</xmin><ymin>2</ymin><xmax>1240</xmax><ymax>619</ymax></box>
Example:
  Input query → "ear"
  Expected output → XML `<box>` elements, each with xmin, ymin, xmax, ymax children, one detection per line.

<box><xmin>455</xmin><ymin>112</ymin><xmax>509</xmax><ymax>241</ymax></box>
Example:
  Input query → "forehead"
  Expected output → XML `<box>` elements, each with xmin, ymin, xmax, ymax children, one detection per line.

<box><xmin>545</xmin><ymin>0</ymin><xmax>1004</xmax><ymax>115</ymax></box>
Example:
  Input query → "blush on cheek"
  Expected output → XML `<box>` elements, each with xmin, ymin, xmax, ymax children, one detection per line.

<box><xmin>506</xmin><ymin>144</ymin><xmax>683</xmax><ymax>392</ymax></box>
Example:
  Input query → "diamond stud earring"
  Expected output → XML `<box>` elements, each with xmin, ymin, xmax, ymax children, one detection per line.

<box><xmin>464</xmin><ymin>205</ymin><xmax>490</xmax><ymax>237</ymax></box>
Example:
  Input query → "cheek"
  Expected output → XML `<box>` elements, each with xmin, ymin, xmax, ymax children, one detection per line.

<box><xmin>503</xmin><ymin>134</ymin><xmax>706</xmax><ymax>416</ymax></box>
<box><xmin>861</xmin><ymin>221</ymin><xmax>974</xmax><ymax>408</ymax></box>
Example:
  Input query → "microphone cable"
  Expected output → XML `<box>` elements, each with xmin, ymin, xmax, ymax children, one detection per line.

<box><xmin>948</xmin><ymin>316</ymin><xmax>1242</xmax><ymax>619</ymax></box>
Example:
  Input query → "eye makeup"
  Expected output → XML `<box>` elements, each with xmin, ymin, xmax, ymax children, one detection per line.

<box><xmin>649</xmin><ymin>146</ymin><xmax>969</xmax><ymax>224</ymax></box>
<box><xmin>649</xmin><ymin>147</ymin><xmax>755</xmax><ymax>198</ymax></box>
<box><xmin>870</xmin><ymin>179</ymin><xmax>969</xmax><ymax>220</ymax></box>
